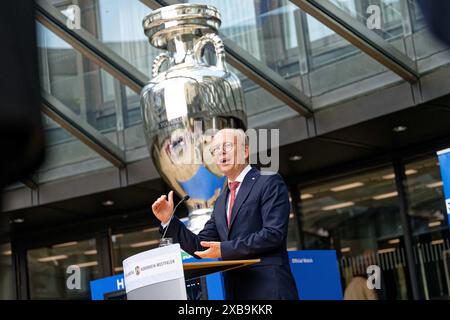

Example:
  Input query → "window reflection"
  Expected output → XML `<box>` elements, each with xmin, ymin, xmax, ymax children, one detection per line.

<box><xmin>405</xmin><ymin>155</ymin><xmax>450</xmax><ymax>300</ymax></box>
<box><xmin>27</xmin><ymin>239</ymin><xmax>99</xmax><ymax>300</ymax></box>
<box><xmin>299</xmin><ymin>166</ymin><xmax>410</xmax><ymax>299</ymax></box>
<box><xmin>287</xmin><ymin>194</ymin><xmax>300</xmax><ymax>251</ymax></box>
<box><xmin>0</xmin><ymin>243</ymin><xmax>14</xmax><ymax>300</ymax></box>
<box><xmin>112</xmin><ymin>227</ymin><xmax>161</xmax><ymax>273</ymax></box>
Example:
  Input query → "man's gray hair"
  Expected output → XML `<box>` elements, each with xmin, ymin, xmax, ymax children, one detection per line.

<box><xmin>214</xmin><ymin>128</ymin><xmax>249</xmax><ymax>145</ymax></box>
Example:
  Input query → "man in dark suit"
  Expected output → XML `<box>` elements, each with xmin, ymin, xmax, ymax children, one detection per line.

<box><xmin>152</xmin><ymin>128</ymin><xmax>298</xmax><ymax>300</ymax></box>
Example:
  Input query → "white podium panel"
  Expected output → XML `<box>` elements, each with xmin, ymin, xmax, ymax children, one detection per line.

<box><xmin>122</xmin><ymin>244</ymin><xmax>187</xmax><ymax>300</ymax></box>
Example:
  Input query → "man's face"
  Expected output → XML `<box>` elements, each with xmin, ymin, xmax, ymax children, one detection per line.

<box><xmin>210</xmin><ymin>131</ymin><xmax>248</xmax><ymax>176</ymax></box>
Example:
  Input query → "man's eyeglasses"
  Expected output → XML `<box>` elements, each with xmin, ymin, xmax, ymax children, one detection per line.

<box><xmin>209</xmin><ymin>142</ymin><xmax>244</xmax><ymax>156</ymax></box>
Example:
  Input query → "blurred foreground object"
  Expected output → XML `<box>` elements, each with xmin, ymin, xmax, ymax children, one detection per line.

<box><xmin>417</xmin><ymin>0</ymin><xmax>450</xmax><ymax>46</ymax></box>
<box><xmin>0</xmin><ymin>1</ymin><xmax>44</xmax><ymax>191</ymax></box>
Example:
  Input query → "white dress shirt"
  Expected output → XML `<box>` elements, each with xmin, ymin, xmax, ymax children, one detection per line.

<box><xmin>161</xmin><ymin>165</ymin><xmax>252</xmax><ymax>228</ymax></box>
<box><xmin>226</xmin><ymin>164</ymin><xmax>252</xmax><ymax>216</ymax></box>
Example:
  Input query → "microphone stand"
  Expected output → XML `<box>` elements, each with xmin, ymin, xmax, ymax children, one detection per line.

<box><xmin>160</xmin><ymin>195</ymin><xmax>190</xmax><ymax>246</ymax></box>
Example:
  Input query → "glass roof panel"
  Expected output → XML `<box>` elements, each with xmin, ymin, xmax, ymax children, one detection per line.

<box><xmin>42</xmin><ymin>0</ymin><xmax>450</xmax><ymax>114</ymax></box>
<box><xmin>321</xmin><ymin>0</ymin><xmax>450</xmax><ymax>73</ymax></box>
<box><xmin>36</xmin><ymin>21</ymin><xmax>148</xmax><ymax>161</ymax></box>
<box><xmin>45</xmin><ymin>0</ymin><xmax>296</xmax><ymax>121</ymax></box>
<box><xmin>37</xmin><ymin>115</ymin><xmax>112</xmax><ymax>184</ymax></box>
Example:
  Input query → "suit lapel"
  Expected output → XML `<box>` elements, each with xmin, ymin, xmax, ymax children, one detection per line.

<box><xmin>215</xmin><ymin>187</ymin><xmax>229</xmax><ymax>239</ymax></box>
<box><xmin>227</xmin><ymin>168</ymin><xmax>259</xmax><ymax>236</ymax></box>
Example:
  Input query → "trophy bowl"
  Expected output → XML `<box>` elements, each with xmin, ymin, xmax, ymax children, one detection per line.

<box><xmin>140</xmin><ymin>4</ymin><xmax>247</xmax><ymax>233</ymax></box>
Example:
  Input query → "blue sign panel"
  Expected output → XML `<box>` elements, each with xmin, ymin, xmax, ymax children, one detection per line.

<box><xmin>183</xmin><ymin>257</ymin><xmax>226</xmax><ymax>300</ymax></box>
<box><xmin>90</xmin><ymin>251</ymin><xmax>343</xmax><ymax>300</ymax></box>
<box><xmin>438</xmin><ymin>148</ymin><xmax>450</xmax><ymax>218</ymax></box>
<box><xmin>288</xmin><ymin>250</ymin><xmax>343</xmax><ymax>300</ymax></box>
<box><xmin>90</xmin><ymin>274</ymin><xmax>125</xmax><ymax>300</ymax></box>
<box><xmin>185</xmin><ymin>251</ymin><xmax>343</xmax><ymax>300</ymax></box>
<box><xmin>89</xmin><ymin>260</ymin><xmax>225</xmax><ymax>300</ymax></box>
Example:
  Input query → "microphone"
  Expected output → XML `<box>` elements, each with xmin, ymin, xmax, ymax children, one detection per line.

<box><xmin>160</xmin><ymin>194</ymin><xmax>190</xmax><ymax>245</ymax></box>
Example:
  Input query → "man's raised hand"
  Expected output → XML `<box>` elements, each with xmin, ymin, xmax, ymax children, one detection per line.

<box><xmin>151</xmin><ymin>190</ymin><xmax>174</xmax><ymax>224</ymax></box>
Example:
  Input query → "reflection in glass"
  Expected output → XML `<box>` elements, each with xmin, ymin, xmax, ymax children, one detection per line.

<box><xmin>326</xmin><ymin>0</ymin><xmax>450</xmax><ymax>72</ymax></box>
<box><xmin>299</xmin><ymin>166</ymin><xmax>410</xmax><ymax>299</ymax></box>
<box><xmin>44</xmin><ymin>0</ymin><xmax>297</xmax><ymax>134</ymax></box>
<box><xmin>328</xmin><ymin>0</ymin><xmax>407</xmax><ymax>53</ymax></box>
<box><xmin>37</xmin><ymin>116</ymin><xmax>111</xmax><ymax>183</ymax></box>
<box><xmin>112</xmin><ymin>228</ymin><xmax>161</xmax><ymax>273</ymax></box>
<box><xmin>37</xmin><ymin>22</ymin><xmax>117</xmax><ymax>134</ymax></box>
<box><xmin>36</xmin><ymin>20</ymin><xmax>149</xmax><ymax>182</ymax></box>
<box><xmin>27</xmin><ymin>239</ymin><xmax>99</xmax><ymax>299</ymax></box>
<box><xmin>287</xmin><ymin>200</ymin><xmax>300</xmax><ymax>251</ymax></box>
<box><xmin>0</xmin><ymin>243</ymin><xmax>14</xmax><ymax>300</ymax></box>
<box><xmin>166</xmin><ymin>0</ymin><xmax>303</xmax><ymax>80</ymax></box>
<box><xmin>405</xmin><ymin>155</ymin><xmax>450</xmax><ymax>300</ymax></box>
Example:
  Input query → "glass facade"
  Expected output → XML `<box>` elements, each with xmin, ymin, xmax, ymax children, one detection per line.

<box><xmin>0</xmin><ymin>243</ymin><xmax>14</xmax><ymax>300</ymax></box>
<box><xmin>16</xmin><ymin>150</ymin><xmax>450</xmax><ymax>300</ymax></box>
<box><xmin>299</xmin><ymin>165</ymin><xmax>410</xmax><ymax>299</ymax></box>
<box><xmin>404</xmin><ymin>155</ymin><xmax>450</xmax><ymax>300</ymax></box>
<box><xmin>38</xmin><ymin>115</ymin><xmax>112</xmax><ymax>183</ymax></box>
<box><xmin>27</xmin><ymin>239</ymin><xmax>100</xmax><ymax>299</ymax></box>
<box><xmin>3</xmin><ymin>0</ymin><xmax>450</xmax><ymax>301</ymax></box>
<box><xmin>287</xmin><ymin>202</ymin><xmax>300</xmax><ymax>251</ymax></box>
<box><xmin>31</xmin><ymin>0</ymin><xmax>450</xmax><ymax>185</ymax></box>
<box><xmin>41</xmin><ymin>0</ymin><xmax>450</xmax><ymax>133</ymax></box>
<box><xmin>111</xmin><ymin>227</ymin><xmax>161</xmax><ymax>273</ymax></box>
<box><xmin>37</xmin><ymin>20</ymin><xmax>145</xmax><ymax>144</ymax></box>
<box><xmin>111</xmin><ymin>216</ymin><xmax>299</xmax><ymax>269</ymax></box>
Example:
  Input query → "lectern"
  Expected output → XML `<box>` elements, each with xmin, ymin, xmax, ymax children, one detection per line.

<box><xmin>123</xmin><ymin>244</ymin><xmax>186</xmax><ymax>300</ymax></box>
<box><xmin>122</xmin><ymin>244</ymin><xmax>260</xmax><ymax>300</ymax></box>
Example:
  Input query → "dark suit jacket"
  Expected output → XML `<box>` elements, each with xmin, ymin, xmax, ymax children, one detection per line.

<box><xmin>160</xmin><ymin>166</ymin><xmax>299</xmax><ymax>300</ymax></box>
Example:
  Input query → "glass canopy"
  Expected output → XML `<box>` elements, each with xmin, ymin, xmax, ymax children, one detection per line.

<box><xmin>28</xmin><ymin>0</ymin><xmax>450</xmax><ymax>185</ymax></box>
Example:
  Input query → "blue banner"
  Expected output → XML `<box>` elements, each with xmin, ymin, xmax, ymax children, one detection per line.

<box><xmin>437</xmin><ymin>148</ymin><xmax>450</xmax><ymax>217</ymax></box>
<box><xmin>90</xmin><ymin>251</ymin><xmax>343</xmax><ymax>300</ymax></box>
<box><xmin>288</xmin><ymin>250</ymin><xmax>343</xmax><ymax>300</ymax></box>
<box><xmin>90</xmin><ymin>274</ymin><xmax>125</xmax><ymax>300</ymax></box>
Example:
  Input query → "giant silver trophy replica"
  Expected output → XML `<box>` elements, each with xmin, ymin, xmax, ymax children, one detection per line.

<box><xmin>140</xmin><ymin>4</ymin><xmax>248</xmax><ymax>233</ymax></box>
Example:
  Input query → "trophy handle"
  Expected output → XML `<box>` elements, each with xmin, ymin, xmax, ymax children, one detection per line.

<box><xmin>152</xmin><ymin>53</ymin><xmax>171</xmax><ymax>78</ymax></box>
<box><xmin>194</xmin><ymin>33</ymin><xmax>226</xmax><ymax>71</ymax></box>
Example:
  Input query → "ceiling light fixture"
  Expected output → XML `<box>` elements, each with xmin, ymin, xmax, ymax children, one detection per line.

<box><xmin>102</xmin><ymin>200</ymin><xmax>114</xmax><ymax>207</ymax></box>
<box><xmin>432</xmin><ymin>239</ymin><xmax>444</xmax><ymax>245</ymax></box>
<box><xmin>76</xmin><ymin>261</ymin><xmax>98</xmax><ymax>268</ymax></box>
<box><xmin>289</xmin><ymin>155</ymin><xmax>302</xmax><ymax>161</ymax></box>
<box><xmin>382</xmin><ymin>169</ymin><xmax>417</xmax><ymax>180</ymax></box>
<box><xmin>373</xmin><ymin>191</ymin><xmax>398</xmax><ymax>200</ymax></box>
<box><xmin>322</xmin><ymin>201</ymin><xmax>355</xmax><ymax>211</ymax></box>
<box><xmin>426</xmin><ymin>181</ymin><xmax>443</xmax><ymax>188</ymax></box>
<box><xmin>129</xmin><ymin>240</ymin><xmax>160</xmax><ymax>248</ymax></box>
<box><xmin>330</xmin><ymin>182</ymin><xmax>364</xmax><ymax>192</ymax></box>
<box><xmin>377</xmin><ymin>248</ymin><xmax>396</xmax><ymax>254</ymax></box>
<box><xmin>142</xmin><ymin>227</ymin><xmax>159</xmax><ymax>233</ymax></box>
<box><xmin>38</xmin><ymin>255</ymin><xmax>69</xmax><ymax>262</ymax></box>
<box><xmin>300</xmin><ymin>193</ymin><xmax>313</xmax><ymax>200</ymax></box>
<box><xmin>52</xmin><ymin>241</ymin><xmax>78</xmax><ymax>249</ymax></box>
<box><xmin>10</xmin><ymin>218</ymin><xmax>24</xmax><ymax>224</ymax></box>
<box><xmin>392</xmin><ymin>125</ymin><xmax>408</xmax><ymax>133</ymax></box>
<box><xmin>428</xmin><ymin>221</ymin><xmax>442</xmax><ymax>228</ymax></box>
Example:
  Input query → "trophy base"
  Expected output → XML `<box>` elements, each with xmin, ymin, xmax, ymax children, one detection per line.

<box><xmin>187</xmin><ymin>208</ymin><xmax>213</xmax><ymax>234</ymax></box>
